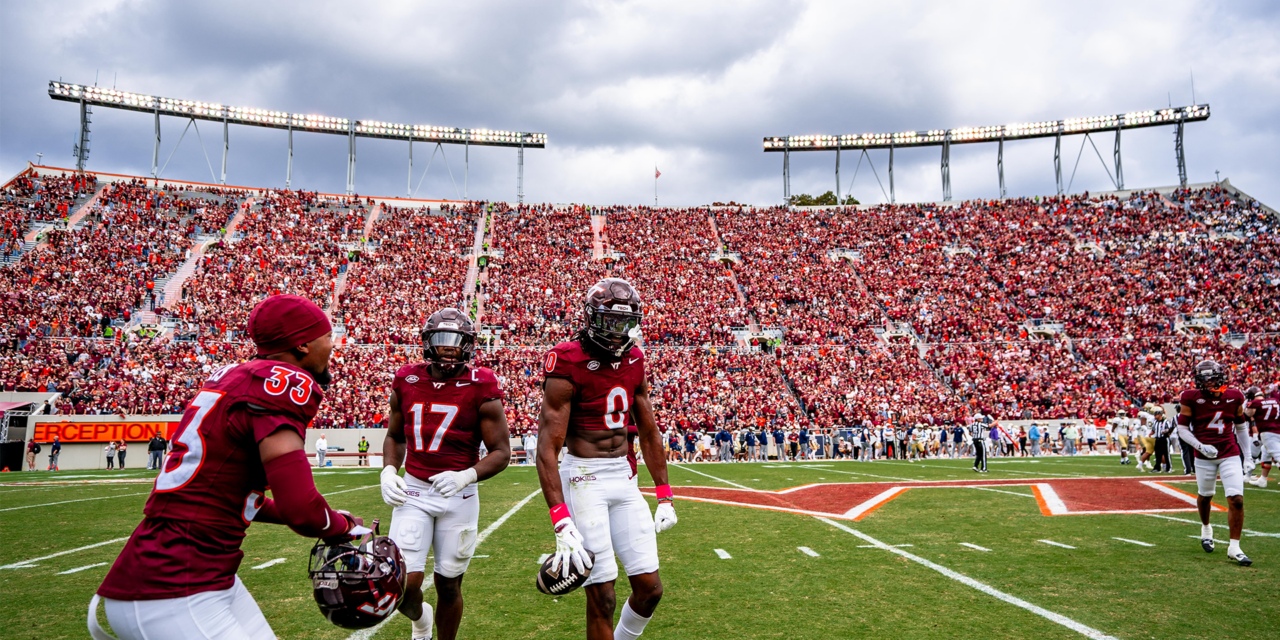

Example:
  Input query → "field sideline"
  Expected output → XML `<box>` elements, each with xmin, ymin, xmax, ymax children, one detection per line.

<box><xmin>1</xmin><ymin>456</ymin><xmax>1276</xmax><ymax>639</ymax></box>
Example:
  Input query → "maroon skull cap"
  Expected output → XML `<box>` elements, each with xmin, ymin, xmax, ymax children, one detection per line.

<box><xmin>248</xmin><ymin>294</ymin><xmax>332</xmax><ymax>356</ymax></box>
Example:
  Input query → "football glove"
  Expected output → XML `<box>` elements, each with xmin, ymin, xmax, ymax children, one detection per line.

<box><xmin>429</xmin><ymin>467</ymin><xmax>477</xmax><ymax>498</ymax></box>
<box><xmin>654</xmin><ymin>502</ymin><xmax>677</xmax><ymax>533</ymax></box>
<box><xmin>380</xmin><ymin>465</ymin><xmax>409</xmax><ymax>507</ymax></box>
<box><xmin>1195</xmin><ymin>443</ymin><xmax>1219</xmax><ymax>459</ymax></box>
<box><xmin>1243</xmin><ymin>458</ymin><xmax>1256</xmax><ymax>475</ymax></box>
<box><xmin>550</xmin><ymin>515</ymin><xmax>593</xmax><ymax>579</ymax></box>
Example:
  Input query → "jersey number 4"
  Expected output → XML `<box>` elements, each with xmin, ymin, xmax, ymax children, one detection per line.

<box><xmin>409</xmin><ymin>403</ymin><xmax>459</xmax><ymax>452</ymax></box>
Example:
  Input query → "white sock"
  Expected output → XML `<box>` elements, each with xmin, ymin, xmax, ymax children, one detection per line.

<box><xmin>411</xmin><ymin>602</ymin><xmax>433</xmax><ymax>639</ymax></box>
<box><xmin>1228</xmin><ymin>539</ymin><xmax>1242</xmax><ymax>556</ymax></box>
<box><xmin>1201</xmin><ymin>524</ymin><xmax>1214</xmax><ymax>540</ymax></box>
<box><xmin>614</xmin><ymin>601</ymin><xmax>652</xmax><ymax>640</ymax></box>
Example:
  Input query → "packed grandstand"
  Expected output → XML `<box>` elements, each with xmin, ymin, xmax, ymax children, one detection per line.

<box><xmin>3</xmin><ymin>166</ymin><xmax>1278</xmax><ymax>436</ymax></box>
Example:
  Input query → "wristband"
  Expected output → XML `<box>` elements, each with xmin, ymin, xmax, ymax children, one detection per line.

<box><xmin>549</xmin><ymin>503</ymin><xmax>571</xmax><ymax>526</ymax></box>
<box><xmin>655</xmin><ymin>484</ymin><xmax>674</xmax><ymax>502</ymax></box>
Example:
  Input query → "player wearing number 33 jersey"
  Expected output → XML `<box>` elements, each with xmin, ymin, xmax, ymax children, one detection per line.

<box><xmin>381</xmin><ymin>308</ymin><xmax>512</xmax><ymax>640</ymax></box>
<box><xmin>90</xmin><ymin>295</ymin><xmax>368</xmax><ymax>640</ymax></box>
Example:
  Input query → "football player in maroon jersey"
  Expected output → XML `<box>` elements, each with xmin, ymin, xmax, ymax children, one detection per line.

<box><xmin>380</xmin><ymin>308</ymin><xmax>512</xmax><ymax>640</ymax></box>
<box><xmin>536</xmin><ymin>278</ymin><xmax>677</xmax><ymax>640</ymax></box>
<box><xmin>1177</xmin><ymin>360</ymin><xmax>1252</xmax><ymax>565</ymax></box>
<box><xmin>89</xmin><ymin>295</ymin><xmax>369</xmax><ymax>640</ymax></box>
<box><xmin>1246</xmin><ymin>383</ymin><xmax>1280</xmax><ymax>488</ymax></box>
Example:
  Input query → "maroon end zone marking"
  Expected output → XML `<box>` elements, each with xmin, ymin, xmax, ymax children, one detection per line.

<box><xmin>641</xmin><ymin>476</ymin><xmax>1223</xmax><ymax>521</ymax></box>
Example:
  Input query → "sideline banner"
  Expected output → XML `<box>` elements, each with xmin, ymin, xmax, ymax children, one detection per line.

<box><xmin>32</xmin><ymin>420</ymin><xmax>180</xmax><ymax>443</ymax></box>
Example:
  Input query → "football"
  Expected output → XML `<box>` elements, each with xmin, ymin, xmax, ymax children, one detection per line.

<box><xmin>536</xmin><ymin>550</ymin><xmax>596</xmax><ymax>596</ymax></box>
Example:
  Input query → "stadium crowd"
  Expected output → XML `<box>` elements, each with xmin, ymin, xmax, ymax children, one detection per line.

<box><xmin>5</xmin><ymin>167</ymin><xmax>1279</xmax><ymax>436</ymax></box>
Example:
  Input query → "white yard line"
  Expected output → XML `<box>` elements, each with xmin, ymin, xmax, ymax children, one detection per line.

<box><xmin>959</xmin><ymin>543</ymin><xmax>991</xmax><ymax>552</ymax></box>
<box><xmin>321</xmin><ymin>485</ymin><xmax>378</xmax><ymax>497</ymax></box>
<box><xmin>1187</xmin><ymin>535</ymin><xmax>1230</xmax><ymax>544</ymax></box>
<box><xmin>714</xmin><ymin>549</ymin><xmax>732</xmax><ymax>559</ymax></box>
<box><xmin>251</xmin><ymin>558</ymin><xmax>287</xmax><ymax>570</ymax></box>
<box><xmin>819</xmin><ymin>518</ymin><xmax>1117</xmax><ymax>640</ymax></box>
<box><xmin>345</xmin><ymin>488</ymin><xmax>542</xmax><ymax>640</ymax></box>
<box><xmin>1112</xmin><ymin>538</ymin><xmax>1154</xmax><ymax>547</ymax></box>
<box><xmin>857</xmin><ymin>544</ymin><xmax>913</xmax><ymax>548</ymax></box>
<box><xmin>1038</xmin><ymin>540</ymin><xmax>1076</xmax><ymax>549</ymax></box>
<box><xmin>669</xmin><ymin>464</ymin><xmax>756</xmax><ymax>490</ymax></box>
<box><xmin>57</xmin><ymin>562</ymin><xmax>108</xmax><ymax>575</ymax></box>
<box><xmin>797</xmin><ymin>546</ymin><xmax>820</xmax><ymax>557</ymax></box>
<box><xmin>0</xmin><ymin>492</ymin><xmax>149</xmax><ymax>512</ymax></box>
<box><xmin>1035</xmin><ymin>484</ymin><xmax>1069</xmax><ymax>515</ymax></box>
<box><xmin>1</xmin><ymin>537</ymin><xmax>130</xmax><ymax>570</ymax></box>
<box><xmin>1142</xmin><ymin>513</ymin><xmax>1280</xmax><ymax>538</ymax></box>
<box><xmin>970</xmin><ymin>486</ymin><xmax>1035</xmax><ymax>498</ymax></box>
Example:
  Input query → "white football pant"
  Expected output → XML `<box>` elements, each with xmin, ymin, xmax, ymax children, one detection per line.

<box><xmin>390</xmin><ymin>472</ymin><xmax>479</xmax><ymax>577</ymax></box>
<box><xmin>89</xmin><ymin>576</ymin><xmax>273</xmax><ymax>640</ymax></box>
<box><xmin>560</xmin><ymin>453</ymin><xmax>659</xmax><ymax>586</ymax></box>
<box><xmin>1195</xmin><ymin>455</ymin><xmax>1245</xmax><ymax>498</ymax></box>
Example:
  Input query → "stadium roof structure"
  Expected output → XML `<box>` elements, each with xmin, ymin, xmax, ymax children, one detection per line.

<box><xmin>48</xmin><ymin>80</ymin><xmax>546</xmax><ymax>200</ymax></box>
<box><xmin>764</xmin><ymin>105</ymin><xmax>1209</xmax><ymax>204</ymax></box>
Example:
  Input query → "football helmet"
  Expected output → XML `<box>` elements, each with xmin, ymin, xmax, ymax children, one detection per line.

<box><xmin>582</xmin><ymin>278</ymin><xmax>643</xmax><ymax>358</ymax></box>
<box><xmin>309</xmin><ymin>520</ymin><xmax>406</xmax><ymax>630</ymax></box>
<box><xmin>1245</xmin><ymin>385</ymin><xmax>1263</xmax><ymax>400</ymax></box>
<box><xmin>421</xmin><ymin>308</ymin><xmax>476</xmax><ymax>375</ymax></box>
<box><xmin>1193</xmin><ymin>360</ymin><xmax>1228</xmax><ymax>394</ymax></box>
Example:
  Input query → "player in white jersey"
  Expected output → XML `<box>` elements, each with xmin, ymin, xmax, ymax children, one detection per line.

<box><xmin>1134</xmin><ymin>405</ymin><xmax>1157</xmax><ymax>471</ymax></box>
<box><xmin>1109</xmin><ymin>410</ymin><xmax>1131</xmax><ymax>465</ymax></box>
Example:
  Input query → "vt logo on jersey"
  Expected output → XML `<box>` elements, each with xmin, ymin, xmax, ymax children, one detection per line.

<box><xmin>611</xmin><ymin>362</ymin><xmax>620</xmax><ymax>370</ymax></box>
<box><xmin>433</xmin><ymin>382</ymin><xmax>446</xmax><ymax>389</ymax></box>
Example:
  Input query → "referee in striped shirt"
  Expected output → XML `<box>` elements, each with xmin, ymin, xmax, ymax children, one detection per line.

<box><xmin>970</xmin><ymin>421</ymin><xmax>988</xmax><ymax>473</ymax></box>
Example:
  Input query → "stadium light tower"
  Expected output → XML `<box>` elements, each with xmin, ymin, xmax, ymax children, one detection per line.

<box><xmin>49</xmin><ymin>81</ymin><xmax>546</xmax><ymax>200</ymax></box>
<box><xmin>765</xmin><ymin>105</ymin><xmax>1209</xmax><ymax>204</ymax></box>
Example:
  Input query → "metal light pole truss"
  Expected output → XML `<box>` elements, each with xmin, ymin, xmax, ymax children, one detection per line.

<box><xmin>49</xmin><ymin>81</ymin><xmax>546</xmax><ymax>198</ymax></box>
<box><xmin>764</xmin><ymin>104</ymin><xmax>1208</xmax><ymax>203</ymax></box>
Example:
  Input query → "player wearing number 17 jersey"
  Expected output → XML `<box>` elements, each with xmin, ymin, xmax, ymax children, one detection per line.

<box><xmin>89</xmin><ymin>295</ymin><xmax>368</xmax><ymax>640</ymax></box>
<box><xmin>1177</xmin><ymin>360</ymin><xmax>1252</xmax><ymax>566</ymax></box>
<box><xmin>381</xmin><ymin>308</ymin><xmax>511</xmax><ymax>640</ymax></box>
<box><xmin>537</xmin><ymin>278</ymin><xmax>677</xmax><ymax>640</ymax></box>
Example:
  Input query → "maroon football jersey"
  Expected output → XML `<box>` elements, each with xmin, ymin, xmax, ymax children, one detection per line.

<box><xmin>393</xmin><ymin>363</ymin><xmax>503</xmax><ymax>482</ymax></box>
<box><xmin>1251</xmin><ymin>393</ymin><xmax>1280</xmax><ymax>434</ymax></box>
<box><xmin>1179</xmin><ymin>388</ymin><xmax>1245</xmax><ymax>460</ymax></box>
<box><xmin>98</xmin><ymin>359</ymin><xmax>323</xmax><ymax>599</ymax></box>
<box><xmin>543</xmin><ymin>340</ymin><xmax>645</xmax><ymax>433</ymax></box>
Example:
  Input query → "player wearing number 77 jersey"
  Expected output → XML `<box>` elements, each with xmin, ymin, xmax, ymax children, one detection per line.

<box><xmin>1178</xmin><ymin>360</ymin><xmax>1252</xmax><ymax>566</ymax></box>
<box><xmin>381</xmin><ymin>308</ymin><xmax>512</xmax><ymax>640</ymax></box>
<box><xmin>89</xmin><ymin>295</ymin><xmax>369</xmax><ymax>640</ymax></box>
<box><xmin>537</xmin><ymin>278</ymin><xmax>676</xmax><ymax>640</ymax></box>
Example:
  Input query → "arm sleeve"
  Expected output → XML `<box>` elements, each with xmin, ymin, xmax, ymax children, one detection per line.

<box><xmin>1177</xmin><ymin>425</ymin><xmax>1202</xmax><ymax>450</ymax></box>
<box><xmin>262</xmin><ymin>449</ymin><xmax>352</xmax><ymax>538</ymax></box>
<box><xmin>1236</xmin><ymin>423</ymin><xmax>1252</xmax><ymax>461</ymax></box>
<box><xmin>253</xmin><ymin>498</ymin><xmax>283</xmax><ymax>525</ymax></box>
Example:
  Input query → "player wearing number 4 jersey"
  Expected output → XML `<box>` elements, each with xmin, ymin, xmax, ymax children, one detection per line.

<box><xmin>381</xmin><ymin>308</ymin><xmax>512</xmax><ymax>640</ymax></box>
<box><xmin>1178</xmin><ymin>360</ymin><xmax>1253</xmax><ymax>566</ymax></box>
<box><xmin>89</xmin><ymin>295</ymin><xmax>370</xmax><ymax>640</ymax></box>
<box><xmin>537</xmin><ymin>278</ymin><xmax>676</xmax><ymax>640</ymax></box>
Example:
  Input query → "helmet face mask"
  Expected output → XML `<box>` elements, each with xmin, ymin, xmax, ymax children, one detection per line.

<box><xmin>421</xmin><ymin>308</ymin><xmax>476</xmax><ymax>375</ymax></box>
<box><xmin>308</xmin><ymin>521</ymin><xmax>405</xmax><ymax>630</ymax></box>
<box><xmin>1193</xmin><ymin>360</ymin><xmax>1228</xmax><ymax>395</ymax></box>
<box><xmin>582</xmin><ymin>278</ymin><xmax>643</xmax><ymax>358</ymax></box>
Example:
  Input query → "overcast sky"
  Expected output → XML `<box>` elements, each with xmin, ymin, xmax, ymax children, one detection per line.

<box><xmin>2</xmin><ymin>0</ymin><xmax>1277</xmax><ymax>207</ymax></box>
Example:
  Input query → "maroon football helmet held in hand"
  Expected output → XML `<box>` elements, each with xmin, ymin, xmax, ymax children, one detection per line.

<box><xmin>309</xmin><ymin>520</ymin><xmax>406</xmax><ymax>630</ymax></box>
<box><xmin>582</xmin><ymin>278</ymin><xmax>642</xmax><ymax>358</ymax></box>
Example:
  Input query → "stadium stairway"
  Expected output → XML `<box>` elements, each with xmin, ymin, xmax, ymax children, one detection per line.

<box><xmin>362</xmin><ymin>203</ymin><xmax>383</xmax><ymax>239</ymax></box>
<box><xmin>706</xmin><ymin>215</ymin><xmax>759</xmax><ymax>344</ymax></box>
<box><xmin>161</xmin><ymin>199</ymin><xmax>253</xmax><ymax>310</ymax></box>
<box><xmin>463</xmin><ymin>205</ymin><xmax>487</xmax><ymax>299</ymax></box>
<box><xmin>591</xmin><ymin>214</ymin><xmax>606</xmax><ymax>260</ymax></box>
<box><xmin>21</xmin><ymin>181</ymin><xmax>107</xmax><ymax>245</ymax></box>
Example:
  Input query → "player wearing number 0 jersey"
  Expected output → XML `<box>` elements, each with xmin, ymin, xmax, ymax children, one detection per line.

<box><xmin>1246</xmin><ymin>385</ymin><xmax>1280</xmax><ymax>488</ymax></box>
<box><xmin>381</xmin><ymin>308</ymin><xmax>511</xmax><ymax>640</ymax></box>
<box><xmin>90</xmin><ymin>295</ymin><xmax>368</xmax><ymax>640</ymax></box>
<box><xmin>537</xmin><ymin>278</ymin><xmax>676</xmax><ymax>640</ymax></box>
<box><xmin>1178</xmin><ymin>360</ymin><xmax>1252</xmax><ymax>566</ymax></box>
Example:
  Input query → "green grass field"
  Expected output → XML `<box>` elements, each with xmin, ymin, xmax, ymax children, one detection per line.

<box><xmin>2</xmin><ymin>456</ymin><xmax>1277</xmax><ymax>639</ymax></box>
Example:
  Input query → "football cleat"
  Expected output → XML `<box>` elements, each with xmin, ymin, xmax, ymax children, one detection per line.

<box><xmin>1201</xmin><ymin>538</ymin><xmax>1215</xmax><ymax>553</ymax></box>
<box><xmin>1229</xmin><ymin>550</ymin><xmax>1252</xmax><ymax>566</ymax></box>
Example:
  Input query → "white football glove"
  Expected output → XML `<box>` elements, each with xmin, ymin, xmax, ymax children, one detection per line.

<box><xmin>1195</xmin><ymin>443</ymin><xmax>1219</xmax><ymax>459</ymax></box>
<box><xmin>380</xmin><ymin>465</ymin><xmax>409</xmax><ymax>507</ymax></box>
<box><xmin>429</xmin><ymin>467</ymin><xmax>477</xmax><ymax>498</ymax></box>
<box><xmin>654</xmin><ymin>502</ymin><xmax>677</xmax><ymax>533</ymax></box>
<box><xmin>1243</xmin><ymin>458</ymin><xmax>1256</xmax><ymax>475</ymax></box>
<box><xmin>550</xmin><ymin>516</ymin><xmax>593</xmax><ymax>579</ymax></box>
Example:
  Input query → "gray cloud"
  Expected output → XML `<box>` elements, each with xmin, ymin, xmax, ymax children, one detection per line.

<box><xmin>2</xmin><ymin>0</ymin><xmax>1277</xmax><ymax>207</ymax></box>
